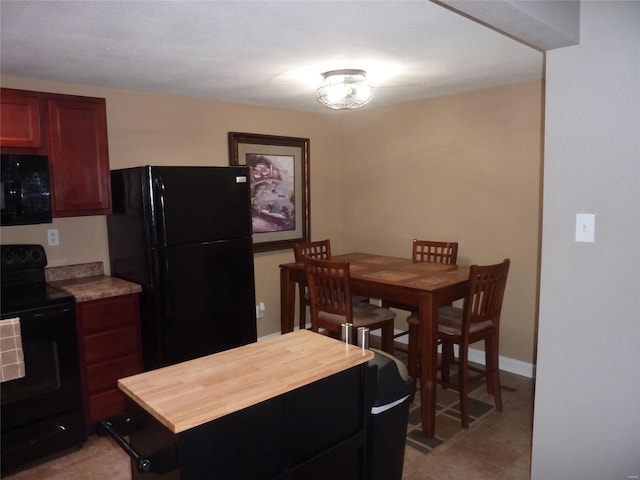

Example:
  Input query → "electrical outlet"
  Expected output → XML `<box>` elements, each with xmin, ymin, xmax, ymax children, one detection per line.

<box><xmin>47</xmin><ymin>229</ymin><xmax>60</xmax><ymax>246</ymax></box>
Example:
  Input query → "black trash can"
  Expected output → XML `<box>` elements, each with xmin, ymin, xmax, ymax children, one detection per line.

<box><xmin>366</xmin><ymin>349</ymin><xmax>416</xmax><ymax>480</ymax></box>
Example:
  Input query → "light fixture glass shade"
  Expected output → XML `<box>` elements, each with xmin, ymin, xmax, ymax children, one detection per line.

<box><xmin>316</xmin><ymin>69</ymin><xmax>374</xmax><ymax>110</ymax></box>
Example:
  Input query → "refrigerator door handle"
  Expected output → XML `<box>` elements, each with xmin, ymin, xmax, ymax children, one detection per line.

<box><xmin>153</xmin><ymin>175</ymin><xmax>169</xmax><ymax>247</ymax></box>
<box><xmin>153</xmin><ymin>175</ymin><xmax>173</xmax><ymax>319</ymax></box>
<box><xmin>158</xmin><ymin>249</ymin><xmax>173</xmax><ymax>319</ymax></box>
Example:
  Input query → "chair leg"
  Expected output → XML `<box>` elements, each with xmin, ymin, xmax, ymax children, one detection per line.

<box><xmin>441</xmin><ymin>340</ymin><xmax>454</xmax><ymax>384</ymax></box>
<box><xmin>407</xmin><ymin>322</ymin><xmax>419</xmax><ymax>378</ymax></box>
<box><xmin>381</xmin><ymin>322</ymin><xmax>395</xmax><ymax>354</ymax></box>
<box><xmin>298</xmin><ymin>287</ymin><xmax>307</xmax><ymax>330</ymax></box>
<box><xmin>484</xmin><ymin>344</ymin><xmax>493</xmax><ymax>394</ymax></box>
<box><xmin>459</xmin><ymin>345</ymin><xmax>470</xmax><ymax>429</ymax></box>
<box><xmin>487</xmin><ymin>335</ymin><xmax>503</xmax><ymax>411</ymax></box>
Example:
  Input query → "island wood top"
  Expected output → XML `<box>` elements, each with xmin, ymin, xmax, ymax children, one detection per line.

<box><xmin>118</xmin><ymin>330</ymin><xmax>374</xmax><ymax>434</ymax></box>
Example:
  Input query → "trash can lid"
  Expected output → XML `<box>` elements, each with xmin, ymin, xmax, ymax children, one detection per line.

<box><xmin>369</xmin><ymin>349</ymin><xmax>415</xmax><ymax>408</ymax></box>
<box><xmin>370</xmin><ymin>348</ymin><xmax>410</xmax><ymax>382</ymax></box>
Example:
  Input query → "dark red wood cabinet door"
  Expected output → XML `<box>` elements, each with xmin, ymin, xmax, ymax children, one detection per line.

<box><xmin>0</xmin><ymin>89</ymin><xmax>43</xmax><ymax>149</ymax></box>
<box><xmin>48</xmin><ymin>97</ymin><xmax>111</xmax><ymax>216</ymax></box>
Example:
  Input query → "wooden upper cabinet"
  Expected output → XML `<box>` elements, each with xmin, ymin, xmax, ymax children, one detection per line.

<box><xmin>0</xmin><ymin>88</ymin><xmax>112</xmax><ymax>217</ymax></box>
<box><xmin>48</xmin><ymin>97</ymin><xmax>112</xmax><ymax>216</ymax></box>
<box><xmin>0</xmin><ymin>89</ymin><xmax>43</xmax><ymax>149</ymax></box>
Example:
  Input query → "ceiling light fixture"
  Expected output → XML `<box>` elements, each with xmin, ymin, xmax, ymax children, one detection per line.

<box><xmin>316</xmin><ymin>69</ymin><xmax>374</xmax><ymax>110</ymax></box>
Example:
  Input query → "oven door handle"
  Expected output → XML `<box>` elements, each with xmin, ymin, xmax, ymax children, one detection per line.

<box><xmin>1</xmin><ymin>424</ymin><xmax>68</xmax><ymax>456</ymax></box>
<box><xmin>99</xmin><ymin>420</ymin><xmax>177</xmax><ymax>474</ymax></box>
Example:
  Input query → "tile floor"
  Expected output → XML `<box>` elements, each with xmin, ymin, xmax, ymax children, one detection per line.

<box><xmin>5</xmin><ymin>370</ymin><xmax>533</xmax><ymax>480</ymax></box>
<box><xmin>402</xmin><ymin>370</ymin><xmax>534</xmax><ymax>480</ymax></box>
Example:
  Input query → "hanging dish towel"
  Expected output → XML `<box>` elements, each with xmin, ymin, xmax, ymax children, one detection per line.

<box><xmin>0</xmin><ymin>317</ymin><xmax>25</xmax><ymax>382</ymax></box>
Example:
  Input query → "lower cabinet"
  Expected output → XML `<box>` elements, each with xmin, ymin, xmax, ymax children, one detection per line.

<box><xmin>76</xmin><ymin>293</ymin><xmax>143</xmax><ymax>425</ymax></box>
<box><xmin>127</xmin><ymin>364</ymin><xmax>375</xmax><ymax>480</ymax></box>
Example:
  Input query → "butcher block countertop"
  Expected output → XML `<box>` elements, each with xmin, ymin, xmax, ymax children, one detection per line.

<box><xmin>46</xmin><ymin>262</ymin><xmax>141</xmax><ymax>302</ymax></box>
<box><xmin>118</xmin><ymin>330</ymin><xmax>374</xmax><ymax>434</ymax></box>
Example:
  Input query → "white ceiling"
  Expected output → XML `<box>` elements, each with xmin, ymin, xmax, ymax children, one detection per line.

<box><xmin>0</xmin><ymin>0</ymin><xmax>544</xmax><ymax>114</ymax></box>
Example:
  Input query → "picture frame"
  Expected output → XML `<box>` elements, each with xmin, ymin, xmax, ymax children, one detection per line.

<box><xmin>228</xmin><ymin>132</ymin><xmax>310</xmax><ymax>252</ymax></box>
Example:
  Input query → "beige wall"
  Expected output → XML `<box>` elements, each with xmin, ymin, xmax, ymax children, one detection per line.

<box><xmin>335</xmin><ymin>82</ymin><xmax>543</xmax><ymax>363</ymax></box>
<box><xmin>531</xmin><ymin>3</ymin><xmax>640</xmax><ymax>475</ymax></box>
<box><xmin>0</xmin><ymin>76</ymin><xmax>542</xmax><ymax>363</ymax></box>
<box><xmin>0</xmin><ymin>76</ymin><xmax>343</xmax><ymax>339</ymax></box>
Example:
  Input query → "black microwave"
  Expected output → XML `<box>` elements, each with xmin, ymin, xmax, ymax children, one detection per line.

<box><xmin>1</xmin><ymin>154</ymin><xmax>52</xmax><ymax>226</ymax></box>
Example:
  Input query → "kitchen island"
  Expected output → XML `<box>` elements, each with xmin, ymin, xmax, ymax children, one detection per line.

<box><xmin>116</xmin><ymin>330</ymin><xmax>376</xmax><ymax>479</ymax></box>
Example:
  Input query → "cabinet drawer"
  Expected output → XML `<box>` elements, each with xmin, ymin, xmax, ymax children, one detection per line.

<box><xmin>85</xmin><ymin>354</ymin><xmax>142</xmax><ymax>394</ymax></box>
<box><xmin>86</xmin><ymin>388</ymin><xmax>128</xmax><ymax>424</ymax></box>
<box><xmin>83</xmin><ymin>326</ymin><xmax>140</xmax><ymax>364</ymax></box>
<box><xmin>78</xmin><ymin>295</ymin><xmax>139</xmax><ymax>334</ymax></box>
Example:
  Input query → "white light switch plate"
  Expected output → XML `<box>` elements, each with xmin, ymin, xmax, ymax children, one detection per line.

<box><xmin>575</xmin><ymin>213</ymin><xmax>595</xmax><ymax>243</ymax></box>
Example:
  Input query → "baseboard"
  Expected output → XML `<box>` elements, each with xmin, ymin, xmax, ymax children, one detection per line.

<box><xmin>260</xmin><ymin>327</ymin><xmax>536</xmax><ymax>379</ymax></box>
<box><xmin>469</xmin><ymin>348</ymin><xmax>536</xmax><ymax>379</ymax></box>
<box><xmin>258</xmin><ymin>331</ymin><xmax>283</xmax><ymax>342</ymax></box>
<box><xmin>384</xmin><ymin>329</ymin><xmax>536</xmax><ymax>379</ymax></box>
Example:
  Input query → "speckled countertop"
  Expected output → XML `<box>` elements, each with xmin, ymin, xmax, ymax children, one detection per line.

<box><xmin>46</xmin><ymin>262</ymin><xmax>142</xmax><ymax>303</ymax></box>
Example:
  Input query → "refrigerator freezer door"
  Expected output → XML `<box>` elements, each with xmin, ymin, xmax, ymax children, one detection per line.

<box><xmin>147</xmin><ymin>236</ymin><xmax>257</xmax><ymax>369</ymax></box>
<box><xmin>150</xmin><ymin>166</ymin><xmax>251</xmax><ymax>247</ymax></box>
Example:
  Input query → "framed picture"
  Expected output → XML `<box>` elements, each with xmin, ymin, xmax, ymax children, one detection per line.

<box><xmin>228</xmin><ymin>132</ymin><xmax>310</xmax><ymax>252</ymax></box>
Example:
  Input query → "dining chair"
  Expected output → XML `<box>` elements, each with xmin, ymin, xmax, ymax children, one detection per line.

<box><xmin>385</xmin><ymin>239</ymin><xmax>459</xmax><ymax>377</ymax></box>
<box><xmin>412</xmin><ymin>239</ymin><xmax>459</xmax><ymax>265</ymax></box>
<box><xmin>303</xmin><ymin>256</ymin><xmax>396</xmax><ymax>354</ymax></box>
<box><xmin>294</xmin><ymin>239</ymin><xmax>367</xmax><ymax>330</ymax></box>
<box><xmin>293</xmin><ymin>240</ymin><xmax>331</xmax><ymax>331</ymax></box>
<box><xmin>407</xmin><ymin>258</ymin><xmax>510</xmax><ymax>428</ymax></box>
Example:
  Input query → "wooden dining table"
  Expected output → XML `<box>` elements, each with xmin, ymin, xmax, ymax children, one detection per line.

<box><xmin>279</xmin><ymin>252</ymin><xmax>470</xmax><ymax>438</ymax></box>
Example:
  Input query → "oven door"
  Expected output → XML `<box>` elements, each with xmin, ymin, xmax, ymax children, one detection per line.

<box><xmin>1</xmin><ymin>303</ymin><xmax>87</xmax><ymax>473</ymax></box>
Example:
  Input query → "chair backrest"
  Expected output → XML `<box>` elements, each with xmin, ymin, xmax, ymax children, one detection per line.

<box><xmin>462</xmin><ymin>258</ymin><xmax>510</xmax><ymax>333</ymax></box>
<box><xmin>303</xmin><ymin>256</ymin><xmax>352</xmax><ymax>327</ymax></box>
<box><xmin>412</xmin><ymin>239</ymin><xmax>458</xmax><ymax>264</ymax></box>
<box><xmin>294</xmin><ymin>239</ymin><xmax>332</xmax><ymax>262</ymax></box>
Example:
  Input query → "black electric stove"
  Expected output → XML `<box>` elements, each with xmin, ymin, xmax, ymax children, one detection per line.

<box><xmin>1</xmin><ymin>244</ymin><xmax>75</xmax><ymax>315</ymax></box>
<box><xmin>0</xmin><ymin>244</ymin><xmax>86</xmax><ymax>475</ymax></box>
<box><xmin>1</xmin><ymin>283</ymin><xmax>75</xmax><ymax>317</ymax></box>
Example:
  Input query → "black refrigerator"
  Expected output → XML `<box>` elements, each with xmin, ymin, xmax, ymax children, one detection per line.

<box><xmin>107</xmin><ymin>165</ymin><xmax>257</xmax><ymax>371</ymax></box>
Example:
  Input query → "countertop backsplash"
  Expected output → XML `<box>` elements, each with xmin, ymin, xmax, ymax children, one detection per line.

<box><xmin>45</xmin><ymin>262</ymin><xmax>104</xmax><ymax>282</ymax></box>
